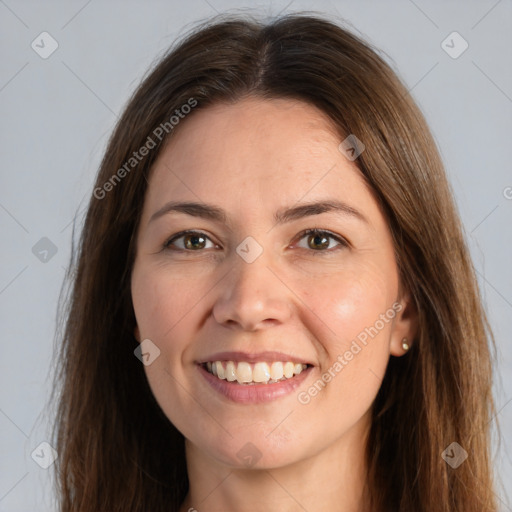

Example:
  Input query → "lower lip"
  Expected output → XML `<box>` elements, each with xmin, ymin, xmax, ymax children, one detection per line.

<box><xmin>197</xmin><ymin>364</ymin><xmax>313</xmax><ymax>404</ymax></box>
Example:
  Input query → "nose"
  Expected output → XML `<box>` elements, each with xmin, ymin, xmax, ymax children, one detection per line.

<box><xmin>212</xmin><ymin>251</ymin><xmax>293</xmax><ymax>331</ymax></box>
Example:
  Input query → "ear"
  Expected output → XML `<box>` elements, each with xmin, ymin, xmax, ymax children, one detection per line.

<box><xmin>390</xmin><ymin>289</ymin><xmax>418</xmax><ymax>357</ymax></box>
<box><xmin>134</xmin><ymin>325</ymin><xmax>141</xmax><ymax>343</ymax></box>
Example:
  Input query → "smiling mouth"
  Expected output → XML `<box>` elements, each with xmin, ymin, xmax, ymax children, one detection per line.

<box><xmin>201</xmin><ymin>360</ymin><xmax>310</xmax><ymax>385</ymax></box>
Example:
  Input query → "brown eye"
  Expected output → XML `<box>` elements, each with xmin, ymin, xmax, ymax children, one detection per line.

<box><xmin>295</xmin><ymin>229</ymin><xmax>347</xmax><ymax>252</ymax></box>
<box><xmin>183</xmin><ymin>233</ymin><xmax>207</xmax><ymax>250</ymax></box>
<box><xmin>307</xmin><ymin>232</ymin><xmax>330</xmax><ymax>250</ymax></box>
<box><xmin>164</xmin><ymin>231</ymin><xmax>215</xmax><ymax>251</ymax></box>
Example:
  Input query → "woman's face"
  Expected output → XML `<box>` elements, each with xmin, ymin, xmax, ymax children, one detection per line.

<box><xmin>131</xmin><ymin>97</ymin><xmax>415</xmax><ymax>468</ymax></box>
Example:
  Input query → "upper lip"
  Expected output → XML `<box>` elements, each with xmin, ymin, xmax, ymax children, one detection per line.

<box><xmin>197</xmin><ymin>351</ymin><xmax>313</xmax><ymax>366</ymax></box>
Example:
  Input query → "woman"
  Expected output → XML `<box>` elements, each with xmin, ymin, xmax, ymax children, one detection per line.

<box><xmin>50</xmin><ymin>12</ymin><xmax>499</xmax><ymax>512</ymax></box>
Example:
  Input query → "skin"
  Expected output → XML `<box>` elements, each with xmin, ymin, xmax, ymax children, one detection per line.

<box><xmin>131</xmin><ymin>96</ymin><xmax>418</xmax><ymax>512</ymax></box>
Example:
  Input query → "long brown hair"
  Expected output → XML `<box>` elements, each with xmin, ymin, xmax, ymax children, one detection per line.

<box><xmin>49</xmin><ymin>12</ymin><xmax>500</xmax><ymax>511</ymax></box>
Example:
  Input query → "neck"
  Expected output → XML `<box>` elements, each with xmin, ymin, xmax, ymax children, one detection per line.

<box><xmin>179</xmin><ymin>413</ymin><xmax>372</xmax><ymax>512</ymax></box>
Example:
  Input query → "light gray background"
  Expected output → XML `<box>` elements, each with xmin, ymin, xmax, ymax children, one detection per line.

<box><xmin>1</xmin><ymin>1</ymin><xmax>511</xmax><ymax>510</ymax></box>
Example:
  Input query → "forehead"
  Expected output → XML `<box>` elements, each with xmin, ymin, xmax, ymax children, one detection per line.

<box><xmin>142</xmin><ymin>97</ymin><xmax>374</xmax><ymax>221</ymax></box>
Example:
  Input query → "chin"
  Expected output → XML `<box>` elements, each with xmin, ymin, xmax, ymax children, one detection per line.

<box><xmin>193</xmin><ymin>429</ymin><xmax>310</xmax><ymax>470</ymax></box>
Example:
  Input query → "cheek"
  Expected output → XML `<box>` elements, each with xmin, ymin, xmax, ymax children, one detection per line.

<box><xmin>131</xmin><ymin>265</ymin><xmax>210</xmax><ymax>431</ymax></box>
<box><xmin>295</xmin><ymin>259</ymin><xmax>397</xmax><ymax>408</ymax></box>
<box><xmin>303</xmin><ymin>258</ymin><xmax>397</xmax><ymax>350</ymax></box>
<box><xmin>131</xmin><ymin>264</ymin><xmax>210</xmax><ymax>410</ymax></box>
<box><xmin>132</xmin><ymin>264</ymin><xmax>205</xmax><ymax>342</ymax></box>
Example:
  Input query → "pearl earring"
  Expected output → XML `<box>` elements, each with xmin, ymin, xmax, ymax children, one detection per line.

<box><xmin>402</xmin><ymin>338</ymin><xmax>409</xmax><ymax>351</ymax></box>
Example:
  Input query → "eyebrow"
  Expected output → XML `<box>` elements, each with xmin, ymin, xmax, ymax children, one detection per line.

<box><xmin>148</xmin><ymin>199</ymin><xmax>369</xmax><ymax>227</ymax></box>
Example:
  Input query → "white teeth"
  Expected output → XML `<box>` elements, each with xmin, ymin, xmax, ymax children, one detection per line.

<box><xmin>253</xmin><ymin>362</ymin><xmax>271</xmax><ymax>383</ymax></box>
<box><xmin>236</xmin><ymin>362</ymin><xmax>252</xmax><ymax>383</ymax></box>
<box><xmin>283</xmin><ymin>362</ymin><xmax>295</xmax><ymax>378</ymax></box>
<box><xmin>225</xmin><ymin>361</ymin><xmax>237</xmax><ymax>381</ymax></box>
<box><xmin>216</xmin><ymin>362</ymin><xmax>226</xmax><ymax>380</ymax></box>
<box><xmin>270</xmin><ymin>362</ymin><xmax>284</xmax><ymax>380</ymax></box>
<box><xmin>205</xmin><ymin>360</ymin><xmax>309</xmax><ymax>384</ymax></box>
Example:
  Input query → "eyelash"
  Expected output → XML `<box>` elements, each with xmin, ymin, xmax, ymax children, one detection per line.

<box><xmin>163</xmin><ymin>228</ymin><xmax>349</xmax><ymax>254</ymax></box>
